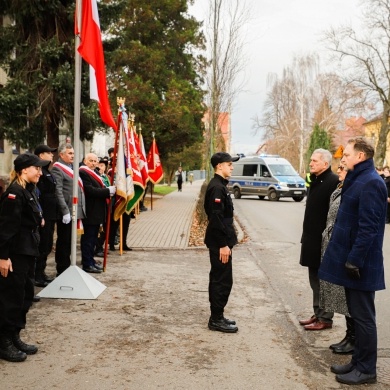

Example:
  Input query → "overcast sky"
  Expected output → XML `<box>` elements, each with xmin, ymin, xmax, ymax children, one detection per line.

<box><xmin>189</xmin><ymin>0</ymin><xmax>362</xmax><ymax>155</ymax></box>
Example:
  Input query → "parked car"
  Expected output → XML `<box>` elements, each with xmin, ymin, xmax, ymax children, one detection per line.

<box><xmin>228</xmin><ymin>155</ymin><xmax>307</xmax><ymax>202</ymax></box>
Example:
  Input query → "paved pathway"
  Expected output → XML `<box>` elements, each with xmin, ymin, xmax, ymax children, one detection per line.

<box><xmin>127</xmin><ymin>180</ymin><xmax>203</xmax><ymax>249</ymax></box>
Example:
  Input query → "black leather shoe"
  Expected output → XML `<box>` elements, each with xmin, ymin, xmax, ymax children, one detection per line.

<box><xmin>329</xmin><ymin>335</ymin><xmax>348</xmax><ymax>350</ymax></box>
<box><xmin>223</xmin><ymin>317</ymin><xmax>236</xmax><ymax>325</ymax></box>
<box><xmin>208</xmin><ymin>318</ymin><xmax>238</xmax><ymax>333</ymax></box>
<box><xmin>123</xmin><ymin>245</ymin><xmax>132</xmax><ymax>251</ymax></box>
<box><xmin>109</xmin><ymin>245</ymin><xmax>116</xmax><ymax>251</ymax></box>
<box><xmin>83</xmin><ymin>266</ymin><xmax>102</xmax><ymax>274</ymax></box>
<box><xmin>333</xmin><ymin>339</ymin><xmax>354</xmax><ymax>354</ymax></box>
<box><xmin>93</xmin><ymin>263</ymin><xmax>103</xmax><ymax>271</ymax></box>
<box><xmin>34</xmin><ymin>279</ymin><xmax>48</xmax><ymax>288</ymax></box>
<box><xmin>331</xmin><ymin>361</ymin><xmax>355</xmax><ymax>375</ymax></box>
<box><xmin>32</xmin><ymin>296</ymin><xmax>40</xmax><ymax>303</ymax></box>
<box><xmin>0</xmin><ymin>335</ymin><xmax>27</xmax><ymax>362</ymax></box>
<box><xmin>12</xmin><ymin>332</ymin><xmax>38</xmax><ymax>355</ymax></box>
<box><xmin>336</xmin><ymin>369</ymin><xmax>376</xmax><ymax>385</ymax></box>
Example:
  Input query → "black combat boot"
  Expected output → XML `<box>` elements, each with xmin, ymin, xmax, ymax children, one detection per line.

<box><xmin>0</xmin><ymin>332</ymin><xmax>27</xmax><ymax>362</ymax></box>
<box><xmin>12</xmin><ymin>330</ymin><xmax>38</xmax><ymax>355</ymax></box>
<box><xmin>333</xmin><ymin>317</ymin><xmax>355</xmax><ymax>354</ymax></box>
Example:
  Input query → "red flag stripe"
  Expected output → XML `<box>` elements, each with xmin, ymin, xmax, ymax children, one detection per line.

<box><xmin>78</xmin><ymin>0</ymin><xmax>117</xmax><ymax>130</ymax></box>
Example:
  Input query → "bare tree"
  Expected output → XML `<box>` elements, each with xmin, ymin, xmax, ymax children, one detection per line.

<box><xmin>253</xmin><ymin>54</ymin><xmax>319</xmax><ymax>172</ymax></box>
<box><xmin>204</xmin><ymin>0</ymin><xmax>252</xmax><ymax>177</ymax></box>
<box><xmin>254</xmin><ymin>54</ymin><xmax>367</xmax><ymax>171</ymax></box>
<box><xmin>323</xmin><ymin>0</ymin><xmax>390</xmax><ymax>164</ymax></box>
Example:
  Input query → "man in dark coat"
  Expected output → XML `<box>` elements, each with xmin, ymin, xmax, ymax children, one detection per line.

<box><xmin>299</xmin><ymin>149</ymin><xmax>339</xmax><ymax>330</ymax></box>
<box><xmin>319</xmin><ymin>137</ymin><xmax>386</xmax><ymax>385</ymax></box>
<box><xmin>34</xmin><ymin>144</ymin><xmax>58</xmax><ymax>287</ymax></box>
<box><xmin>79</xmin><ymin>153</ymin><xmax>115</xmax><ymax>273</ymax></box>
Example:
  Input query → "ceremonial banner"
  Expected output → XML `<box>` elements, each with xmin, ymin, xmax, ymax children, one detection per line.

<box><xmin>147</xmin><ymin>138</ymin><xmax>164</xmax><ymax>184</ymax></box>
<box><xmin>135</xmin><ymin>130</ymin><xmax>149</xmax><ymax>186</ymax></box>
<box><xmin>113</xmin><ymin>112</ymin><xmax>134</xmax><ymax>221</ymax></box>
<box><xmin>78</xmin><ymin>0</ymin><xmax>117</xmax><ymax>130</ymax></box>
<box><xmin>125</xmin><ymin>125</ymin><xmax>145</xmax><ymax>213</ymax></box>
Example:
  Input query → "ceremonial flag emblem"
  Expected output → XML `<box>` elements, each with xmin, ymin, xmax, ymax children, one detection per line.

<box><xmin>7</xmin><ymin>193</ymin><xmax>16</xmax><ymax>200</ymax></box>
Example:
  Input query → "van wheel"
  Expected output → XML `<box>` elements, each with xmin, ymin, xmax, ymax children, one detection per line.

<box><xmin>292</xmin><ymin>196</ymin><xmax>304</xmax><ymax>202</ymax></box>
<box><xmin>258</xmin><ymin>196</ymin><xmax>265</xmax><ymax>200</ymax></box>
<box><xmin>268</xmin><ymin>189</ymin><xmax>279</xmax><ymax>201</ymax></box>
<box><xmin>233</xmin><ymin>188</ymin><xmax>241</xmax><ymax>199</ymax></box>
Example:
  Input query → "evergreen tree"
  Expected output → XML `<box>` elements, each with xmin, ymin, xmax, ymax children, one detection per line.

<box><xmin>305</xmin><ymin>123</ymin><xmax>333</xmax><ymax>169</ymax></box>
<box><xmin>106</xmin><ymin>0</ymin><xmax>206</xmax><ymax>160</ymax></box>
<box><xmin>0</xmin><ymin>1</ymin><xmax>121</xmax><ymax>149</ymax></box>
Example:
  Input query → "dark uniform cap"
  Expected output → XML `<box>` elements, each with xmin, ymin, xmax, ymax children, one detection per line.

<box><xmin>34</xmin><ymin>144</ymin><xmax>57</xmax><ymax>155</ymax></box>
<box><xmin>211</xmin><ymin>152</ymin><xmax>240</xmax><ymax>167</ymax></box>
<box><xmin>14</xmin><ymin>153</ymin><xmax>50</xmax><ymax>171</ymax></box>
<box><xmin>108</xmin><ymin>147</ymin><xmax>114</xmax><ymax>155</ymax></box>
<box><xmin>99</xmin><ymin>156</ymin><xmax>109</xmax><ymax>166</ymax></box>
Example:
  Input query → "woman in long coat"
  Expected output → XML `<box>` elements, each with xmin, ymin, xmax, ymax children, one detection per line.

<box><xmin>319</xmin><ymin>164</ymin><xmax>354</xmax><ymax>354</ymax></box>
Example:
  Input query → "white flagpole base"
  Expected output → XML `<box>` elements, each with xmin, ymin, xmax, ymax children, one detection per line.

<box><xmin>37</xmin><ymin>265</ymin><xmax>106</xmax><ymax>300</ymax></box>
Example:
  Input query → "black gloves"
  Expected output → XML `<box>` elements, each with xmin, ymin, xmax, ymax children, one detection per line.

<box><xmin>345</xmin><ymin>261</ymin><xmax>361</xmax><ymax>280</ymax></box>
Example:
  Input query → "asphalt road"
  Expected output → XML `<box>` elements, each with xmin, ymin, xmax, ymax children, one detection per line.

<box><xmin>232</xmin><ymin>195</ymin><xmax>390</xmax><ymax>353</ymax></box>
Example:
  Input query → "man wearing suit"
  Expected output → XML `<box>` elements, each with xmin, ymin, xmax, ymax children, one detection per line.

<box><xmin>319</xmin><ymin>137</ymin><xmax>387</xmax><ymax>385</ymax></box>
<box><xmin>51</xmin><ymin>143</ymin><xmax>86</xmax><ymax>275</ymax></box>
<box><xmin>79</xmin><ymin>153</ymin><xmax>115</xmax><ymax>273</ymax></box>
<box><xmin>299</xmin><ymin>149</ymin><xmax>339</xmax><ymax>330</ymax></box>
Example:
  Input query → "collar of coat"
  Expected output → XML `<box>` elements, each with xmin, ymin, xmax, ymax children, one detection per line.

<box><xmin>214</xmin><ymin>173</ymin><xmax>229</xmax><ymax>186</ymax></box>
<box><xmin>344</xmin><ymin>158</ymin><xmax>374</xmax><ymax>183</ymax></box>
<box><xmin>310</xmin><ymin>166</ymin><xmax>333</xmax><ymax>182</ymax></box>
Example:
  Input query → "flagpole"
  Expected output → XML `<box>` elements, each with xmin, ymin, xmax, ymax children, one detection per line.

<box><xmin>151</xmin><ymin>132</ymin><xmax>155</xmax><ymax>210</ymax></box>
<box><xmin>71</xmin><ymin>0</ymin><xmax>83</xmax><ymax>267</ymax></box>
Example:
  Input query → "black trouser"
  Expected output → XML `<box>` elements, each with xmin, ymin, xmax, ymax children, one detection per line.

<box><xmin>0</xmin><ymin>254</ymin><xmax>34</xmax><ymax>333</ymax></box>
<box><xmin>81</xmin><ymin>224</ymin><xmax>100</xmax><ymax>268</ymax></box>
<box><xmin>36</xmin><ymin>219</ymin><xmax>55</xmax><ymax>277</ymax></box>
<box><xmin>208</xmin><ymin>247</ymin><xmax>233</xmax><ymax>318</ymax></box>
<box><xmin>55</xmin><ymin>219</ymin><xmax>72</xmax><ymax>275</ymax></box>
<box><xmin>346</xmin><ymin>288</ymin><xmax>377</xmax><ymax>375</ymax></box>
<box><xmin>109</xmin><ymin>212</ymin><xmax>131</xmax><ymax>247</ymax></box>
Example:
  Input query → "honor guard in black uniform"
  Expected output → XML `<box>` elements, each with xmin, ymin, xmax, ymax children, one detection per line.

<box><xmin>204</xmin><ymin>152</ymin><xmax>240</xmax><ymax>333</ymax></box>
<box><xmin>34</xmin><ymin>144</ymin><xmax>58</xmax><ymax>287</ymax></box>
<box><xmin>0</xmin><ymin>153</ymin><xmax>48</xmax><ymax>362</ymax></box>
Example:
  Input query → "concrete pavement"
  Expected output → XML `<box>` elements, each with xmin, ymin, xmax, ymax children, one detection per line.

<box><xmin>127</xmin><ymin>180</ymin><xmax>203</xmax><ymax>249</ymax></box>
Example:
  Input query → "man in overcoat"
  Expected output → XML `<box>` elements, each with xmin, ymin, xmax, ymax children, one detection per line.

<box><xmin>299</xmin><ymin>149</ymin><xmax>339</xmax><ymax>330</ymax></box>
<box><xmin>79</xmin><ymin>153</ymin><xmax>115</xmax><ymax>273</ymax></box>
<box><xmin>319</xmin><ymin>137</ymin><xmax>386</xmax><ymax>385</ymax></box>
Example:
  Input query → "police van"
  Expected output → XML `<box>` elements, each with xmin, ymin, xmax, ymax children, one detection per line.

<box><xmin>228</xmin><ymin>155</ymin><xmax>307</xmax><ymax>202</ymax></box>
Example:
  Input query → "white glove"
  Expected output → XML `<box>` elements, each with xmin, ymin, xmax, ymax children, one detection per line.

<box><xmin>62</xmin><ymin>213</ymin><xmax>71</xmax><ymax>224</ymax></box>
<box><xmin>109</xmin><ymin>186</ymin><xmax>116</xmax><ymax>196</ymax></box>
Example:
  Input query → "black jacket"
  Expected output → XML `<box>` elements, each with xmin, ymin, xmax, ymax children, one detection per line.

<box><xmin>36</xmin><ymin>165</ymin><xmax>58</xmax><ymax>221</ymax></box>
<box><xmin>79</xmin><ymin>169</ymin><xmax>110</xmax><ymax>225</ymax></box>
<box><xmin>0</xmin><ymin>182</ymin><xmax>42</xmax><ymax>259</ymax></box>
<box><xmin>204</xmin><ymin>173</ymin><xmax>237</xmax><ymax>248</ymax></box>
<box><xmin>300</xmin><ymin>167</ymin><xmax>339</xmax><ymax>268</ymax></box>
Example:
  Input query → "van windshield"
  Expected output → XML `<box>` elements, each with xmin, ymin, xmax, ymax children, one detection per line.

<box><xmin>268</xmin><ymin>164</ymin><xmax>297</xmax><ymax>176</ymax></box>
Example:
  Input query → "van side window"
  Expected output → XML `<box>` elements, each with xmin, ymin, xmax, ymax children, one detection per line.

<box><xmin>243</xmin><ymin>164</ymin><xmax>258</xmax><ymax>176</ymax></box>
<box><xmin>261</xmin><ymin>165</ymin><xmax>270</xmax><ymax>177</ymax></box>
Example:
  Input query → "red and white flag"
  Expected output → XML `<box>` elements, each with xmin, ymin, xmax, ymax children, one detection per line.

<box><xmin>147</xmin><ymin>138</ymin><xmax>164</xmax><ymax>184</ymax></box>
<box><xmin>78</xmin><ymin>0</ymin><xmax>117</xmax><ymax>130</ymax></box>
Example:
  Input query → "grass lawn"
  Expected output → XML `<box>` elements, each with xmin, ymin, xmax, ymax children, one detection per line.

<box><xmin>153</xmin><ymin>184</ymin><xmax>177</xmax><ymax>196</ymax></box>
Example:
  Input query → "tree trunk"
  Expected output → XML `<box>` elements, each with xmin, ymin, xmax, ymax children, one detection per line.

<box><xmin>375</xmin><ymin>101</ymin><xmax>390</xmax><ymax>166</ymax></box>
